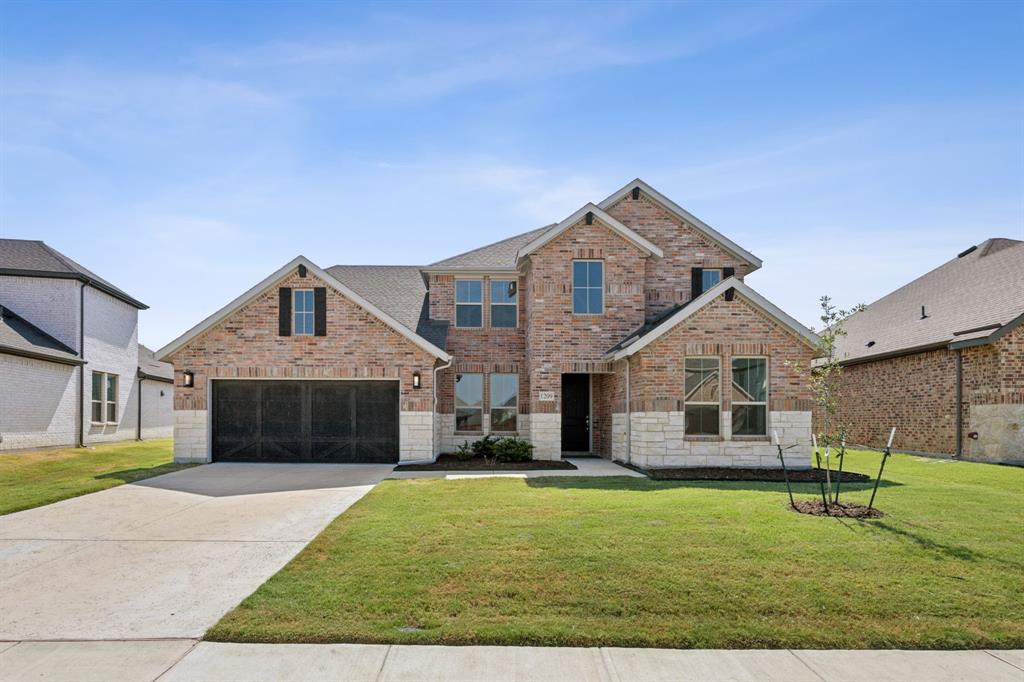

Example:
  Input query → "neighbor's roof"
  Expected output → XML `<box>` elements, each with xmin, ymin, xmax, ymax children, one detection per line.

<box><xmin>606</xmin><ymin>277</ymin><xmax>820</xmax><ymax>360</ymax></box>
<box><xmin>138</xmin><ymin>344</ymin><xmax>174</xmax><ymax>382</ymax></box>
<box><xmin>0</xmin><ymin>239</ymin><xmax>148</xmax><ymax>309</ymax></box>
<box><xmin>835</xmin><ymin>238</ymin><xmax>1024</xmax><ymax>364</ymax></box>
<box><xmin>425</xmin><ymin>225</ymin><xmax>552</xmax><ymax>271</ymax></box>
<box><xmin>327</xmin><ymin>265</ymin><xmax>448</xmax><ymax>350</ymax></box>
<box><xmin>0</xmin><ymin>304</ymin><xmax>84</xmax><ymax>365</ymax></box>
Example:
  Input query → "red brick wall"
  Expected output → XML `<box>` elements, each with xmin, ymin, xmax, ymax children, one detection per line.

<box><xmin>169</xmin><ymin>269</ymin><xmax>437</xmax><ymax>412</ymax></box>
<box><xmin>605</xmin><ymin>193</ymin><xmax>753</xmax><ymax>320</ymax></box>
<box><xmin>629</xmin><ymin>292</ymin><xmax>815</xmax><ymax>414</ymax></box>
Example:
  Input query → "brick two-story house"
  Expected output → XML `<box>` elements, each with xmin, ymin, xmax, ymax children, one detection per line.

<box><xmin>157</xmin><ymin>179</ymin><xmax>819</xmax><ymax>467</ymax></box>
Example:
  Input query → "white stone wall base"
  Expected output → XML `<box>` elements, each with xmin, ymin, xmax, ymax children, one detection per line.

<box><xmin>399</xmin><ymin>411</ymin><xmax>433</xmax><ymax>462</ymax></box>
<box><xmin>173</xmin><ymin>409</ymin><xmax>209</xmax><ymax>463</ymax></box>
<box><xmin>530</xmin><ymin>413</ymin><xmax>561</xmax><ymax>460</ymax></box>
<box><xmin>434</xmin><ymin>413</ymin><xmax>532</xmax><ymax>456</ymax></box>
<box><xmin>969</xmin><ymin>404</ymin><xmax>1024</xmax><ymax>463</ymax></box>
<box><xmin>617</xmin><ymin>410</ymin><xmax>813</xmax><ymax>469</ymax></box>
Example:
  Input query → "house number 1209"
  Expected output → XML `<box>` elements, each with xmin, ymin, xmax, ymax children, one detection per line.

<box><xmin>538</xmin><ymin>391</ymin><xmax>556</xmax><ymax>401</ymax></box>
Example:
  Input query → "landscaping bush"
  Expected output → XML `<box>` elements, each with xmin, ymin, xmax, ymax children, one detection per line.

<box><xmin>454</xmin><ymin>442</ymin><xmax>475</xmax><ymax>461</ymax></box>
<box><xmin>492</xmin><ymin>437</ymin><xmax>534</xmax><ymax>463</ymax></box>
<box><xmin>470</xmin><ymin>434</ymin><xmax>499</xmax><ymax>458</ymax></box>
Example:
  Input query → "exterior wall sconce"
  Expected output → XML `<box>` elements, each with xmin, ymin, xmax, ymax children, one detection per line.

<box><xmin>412</xmin><ymin>371</ymin><xmax>422</xmax><ymax>389</ymax></box>
<box><xmin>183</xmin><ymin>370</ymin><xmax>194</xmax><ymax>388</ymax></box>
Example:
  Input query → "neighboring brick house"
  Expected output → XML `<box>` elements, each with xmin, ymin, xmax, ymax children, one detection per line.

<box><xmin>157</xmin><ymin>179</ymin><xmax>820</xmax><ymax>467</ymax></box>
<box><xmin>831</xmin><ymin>238</ymin><xmax>1023</xmax><ymax>463</ymax></box>
<box><xmin>0</xmin><ymin>240</ymin><xmax>173</xmax><ymax>451</ymax></box>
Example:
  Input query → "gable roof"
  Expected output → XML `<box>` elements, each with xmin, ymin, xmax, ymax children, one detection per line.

<box><xmin>515</xmin><ymin>204</ymin><xmax>663</xmax><ymax>264</ymax></box>
<box><xmin>0</xmin><ymin>304</ymin><xmax>84</xmax><ymax>365</ymax></box>
<box><xmin>424</xmin><ymin>225</ymin><xmax>552</xmax><ymax>272</ymax></box>
<box><xmin>0</xmin><ymin>239</ymin><xmax>148</xmax><ymax>309</ymax></box>
<box><xmin>138</xmin><ymin>344</ymin><xmax>174</xmax><ymax>382</ymax></box>
<box><xmin>155</xmin><ymin>256</ymin><xmax>451</xmax><ymax>362</ymax></box>
<box><xmin>606</xmin><ymin>277</ymin><xmax>820</xmax><ymax>360</ymax></box>
<box><xmin>835</xmin><ymin>238</ymin><xmax>1024</xmax><ymax>364</ymax></box>
<box><xmin>598</xmin><ymin>179</ymin><xmax>762</xmax><ymax>270</ymax></box>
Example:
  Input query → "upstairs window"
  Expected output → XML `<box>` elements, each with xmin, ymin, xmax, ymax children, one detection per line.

<box><xmin>490</xmin><ymin>280</ymin><xmax>518</xmax><ymax>328</ymax></box>
<box><xmin>91</xmin><ymin>371</ymin><xmax>119</xmax><ymax>424</ymax></box>
<box><xmin>732</xmin><ymin>357</ymin><xmax>768</xmax><ymax>436</ymax></box>
<box><xmin>572</xmin><ymin>260</ymin><xmax>603</xmax><ymax>315</ymax></box>
<box><xmin>455</xmin><ymin>373</ymin><xmax>483</xmax><ymax>431</ymax></box>
<box><xmin>684</xmin><ymin>358</ymin><xmax>720</xmax><ymax>436</ymax></box>
<box><xmin>293</xmin><ymin>289</ymin><xmax>314</xmax><ymax>335</ymax></box>
<box><xmin>455</xmin><ymin>280</ymin><xmax>483</xmax><ymax>328</ymax></box>
<box><xmin>702</xmin><ymin>269</ymin><xmax>722</xmax><ymax>292</ymax></box>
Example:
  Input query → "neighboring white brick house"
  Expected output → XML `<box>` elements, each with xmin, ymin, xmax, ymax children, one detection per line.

<box><xmin>0</xmin><ymin>239</ymin><xmax>173</xmax><ymax>451</ymax></box>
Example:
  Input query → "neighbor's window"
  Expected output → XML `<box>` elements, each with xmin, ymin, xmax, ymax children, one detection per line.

<box><xmin>684</xmin><ymin>358</ymin><xmax>720</xmax><ymax>436</ymax></box>
<box><xmin>732</xmin><ymin>357</ymin><xmax>768</xmax><ymax>436</ymax></box>
<box><xmin>91</xmin><ymin>372</ymin><xmax>119</xmax><ymax>424</ymax></box>
<box><xmin>490</xmin><ymin>280</ymin><xmax>518</xmax><ymax>328</ymax></box>
<box><xmin>702</xmin><ymin>269</ymin><xmax>722</xmax><ymax>293</ymax></box>
<box><xmin>455</xmin><ymin>373</ymin><xmax>483</xmax><ymax>431</ymax></box>
<box><xmin>490</xmin><ymin>373</ymin><xmax>518</xmax><ymax>432</ymax></box>
<box><xmin>293</xmin><ymin>289</ymin><xmax>314</xmax><ymax>335</ymax></box>
<box><xmin>572</xmin><ymin>260</ymin><xmax>603</xmax><ymax>314</ymax></box>
<box><xmin>455</xmin><ymin>280</ymin><xmax>483</xmax><ymax>328</ymax></box>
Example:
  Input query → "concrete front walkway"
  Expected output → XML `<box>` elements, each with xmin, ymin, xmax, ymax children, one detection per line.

<box><xmin>0</xmin><ymin>463</ymin><xmax>393</xmax><ymax>640</ymax></box>
<box><xmin>390</xmin><ymin>456</ymin><xmax>646</xmax><ymax>480</ymax></box>
<box><xmin>0</xmin><ymin>641</ymin><xmax>1020</xmax><ymax>681</ymax></box>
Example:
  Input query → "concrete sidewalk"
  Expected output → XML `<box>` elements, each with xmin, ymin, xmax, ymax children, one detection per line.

<box><xmin>0</xmin><ymin>641</ymin><xmax>1020</xmax><ymax>682</ymax></box>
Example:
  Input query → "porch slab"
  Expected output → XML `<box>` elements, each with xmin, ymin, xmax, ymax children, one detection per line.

<box><xmin>389</xmin><ymin>457</ymin><xmax>645</xmax><ymax>479</ymax></box>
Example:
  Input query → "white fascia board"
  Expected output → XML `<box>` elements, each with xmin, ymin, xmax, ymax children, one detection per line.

<box><xmin>608</xmin><ymin>277</ymin><xmax>819</xmax><ymax>360</ymax></box>
<box><xmin>516</xmin><ymin>203</ymin><xmax>663</xmax><ymax>263</ymax></box>
<box><xmin>598</xmin><ymin>179</ymin><xmax>763</xmax><ymax>270</ymax></box>
<box><xmin>156</xmin><ymin>255</ymin><xmax>451</xmax><ymax>362</ymax></box>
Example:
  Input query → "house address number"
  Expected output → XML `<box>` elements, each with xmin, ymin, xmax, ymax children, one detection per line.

<box><xmin>539</xmin><ymin>391</ymin><xmax>556</xmax><ymax>401</ymax></box>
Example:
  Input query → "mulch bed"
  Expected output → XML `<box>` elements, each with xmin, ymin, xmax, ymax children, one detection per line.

<box><xmin>394</xmin><ymin>454</ymin><xmax>578</xmax><ymax>471</ymax></box>
<box><xmin>644</xmin><ymin>467</ymin><xmax>872</xmax><ymax>483</ymax></box>
<box><xmin>790</xmin><ymin>500</ymin><xmax>884</xmax><ymax>518</ymax></box>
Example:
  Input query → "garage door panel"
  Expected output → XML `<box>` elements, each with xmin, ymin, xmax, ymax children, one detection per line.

<box><xmin>212</xmin><ymin>380</ymin><xmax>398</xmax><ymax>463</ymax></box>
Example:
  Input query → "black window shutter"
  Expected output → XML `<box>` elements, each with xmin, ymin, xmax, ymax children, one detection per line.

<box><xmin>279</xmin><ymin>288</ymin><xmax>292</xmax><ymax>336</ymax></box>
<box><xmin>314</xmin><ymin>287</ymin><xmax>327</xmax><ymax>336</ymax></box>
<box><xmin>723</xmin><ymin>266</ymin><xmax>735</xmax><ymax>279</ymax></box>
<box><xmin>691</xmin><ymin>267</ymin><xmax>703</xmax><ymax>300</ymax></box>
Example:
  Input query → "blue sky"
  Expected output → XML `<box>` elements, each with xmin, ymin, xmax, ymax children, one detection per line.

<box><xmin>1</xmin><ymin>1</ymin><xmax>1021</xmax><ymax>348</ymax></box>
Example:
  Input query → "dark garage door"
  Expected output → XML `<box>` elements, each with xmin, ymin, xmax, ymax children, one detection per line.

<box><xmin>212</xmin><ymin>380</ymin><xmax>399</xmax><ymax>463</ymax></box>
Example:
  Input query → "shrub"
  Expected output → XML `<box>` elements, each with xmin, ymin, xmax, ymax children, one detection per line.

<box><xmin>470</xmin><ymin>434</ymin><xmax>499</xmax><ymax>458</ymax></box>
<box><xmin>454</xmin><ymin>442</ymin><xmax>475</xmax><ymax>461</ymax></box>
<box><xmin>492</xmin><ymin>437</ymin><xmax>534</xmax><ymax>463</ymax></box>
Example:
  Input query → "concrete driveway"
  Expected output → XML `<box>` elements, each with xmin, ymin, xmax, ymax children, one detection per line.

<box><xmin>0</xmin><ymin>462</ymin><xmax>393</xmax><ymax>640</ymax></box>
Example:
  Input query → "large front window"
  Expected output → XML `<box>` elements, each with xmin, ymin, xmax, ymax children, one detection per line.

<box><xmin>490</xmin><ymin>280</ymin><xmax>517</xmax><ymax>328</ymax></box>
<box><xmin>455</xmin><ymin>280</ymin><xmax>483</xmax><ymax>328</ymax></box>
<box><xmin>91</xmin><ymin>371</ymin><xmax>119</xmax><ymax>424</ymax></box>
<box><xmin>293</xmin><ymin>289</ymin><xmax>314</xmax><ymax>335</ymax></box>
<box><xmin>684</xmin><ymin>358</ymin><xmax>720</xmax><ymax>436</ymax></box>
<box><xmin>572</xmin><ymin>260</ymin><xmax>603</xmax><ymax>314</ymax></box>
<box><xmin>490</xmin><ymin>373</ymin><xmax>518</xmax><ymax>431</ymax></box>
<box><xmin>455</xmin><ymin>373</ymin><xmax>483</xmax><ymax>431</ymax></box>
<box><xmin>732</xmin><ymin>357</ymin><xmax>768</xmax><ymax>436</ymax></box>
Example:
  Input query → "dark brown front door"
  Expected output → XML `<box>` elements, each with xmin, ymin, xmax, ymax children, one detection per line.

<box><xmin>212</xmin><ymin>380</ymin><xmax>399</xmax><ymax>463</ymax></box>
<box><xmin>561</xmin><ymin>373</ymin><xmax>590</xmax><ymax>453</ymax></box>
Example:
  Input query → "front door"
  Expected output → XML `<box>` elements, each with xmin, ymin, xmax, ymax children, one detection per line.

<box><xmin>561</xmin><ymin>373</ymin><xmax>590</xmax><ymax>453</ymax></box>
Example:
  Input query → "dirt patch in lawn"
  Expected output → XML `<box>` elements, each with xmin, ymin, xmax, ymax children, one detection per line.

<box><xmin>791</xmin><ymin>500</ymin><xmax>884</xmax><ymax>518</ymax></box>
<box><xmin>394</xmin><ymin>454</ymin><xmax>578</xmax><ymax>471</ymax></box>
<box><xmin>644</xmin><ymin>466</ymin><xmax>872</xmax><ymax>483</ymax></box>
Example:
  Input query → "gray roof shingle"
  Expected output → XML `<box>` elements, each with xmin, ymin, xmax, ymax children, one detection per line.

<box><xmin>138</xmin><ymin>344</ymin><xmax>174</xmax><ymax>381</ymax></box>
<box><xmin>326</xmin><ymin>265</ymin><xmax>448</xmax><ymax>350</ymax></box>
<box><xmin>426</xmin><ymin>225</ymin><xmax>553</xmax><ymax>270</ymax></box>
<box><xmin>0</xmin><ymin>304</ymin><xmax>83</xmax><ymax>365</ymax></box>
<box><xmin>835</xmin><ymin>238</ymin><xmax>1024</xmax><ymax>364</ymax></box>
<box><xmin>0</xmin><ymin>239</ymin><xmax>147</xmax><ymax>309</ymax></box>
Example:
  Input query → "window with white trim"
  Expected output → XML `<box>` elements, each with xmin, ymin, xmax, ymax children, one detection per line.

<box><xmin>490</xmin><ymin>373</ymin><xmax>518</xmax><ymax>432</ymax></box>
<box><xmin>455</xmin><ymin>373</ymin><xmax>483</xmax><ymax>432</ymax></box>
<box><xmin>293</xmin><ymin>289</ymin><xmax>314</xmax><ymax>335</ymax></box>
<box><xmin>490</xmin><ymin>279</ymin><xmax>517</xmax><ymax>328</ymax></box>
<box><xmin>684</xmin><ymin>357</ymin><xmax>720</xmax><ymax>436</ymax></box>
<box><xmin>91</xmin><ymin>371</ymin><xmax>119</xmax><ymax>424</ymax></box>
<box><xmin>731</xmin><ymin>357</ymin><xmax>768</xmax><ymax>436</ymax></box>
<box><xmin>455</xmin><ymin>280</ymin><xmax>483</xmax><ymax>328</ymax></box>
<box><xmin>702</xmin><ymin>269</ymin><xmax>722</xmax><ymax>292</ymax></box>
<box><xmin>572</xmin><ymin>260</ymin><xmax>603</xmax><ymax>314</ymax></box>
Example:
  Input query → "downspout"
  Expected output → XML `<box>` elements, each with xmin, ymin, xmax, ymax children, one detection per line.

<box><xmin>432</xmin><ymin>357</ymin><xmax>453</xmax><ymax>461</ymax></box>
<box><xmin>624</xmin><ymin>357</ymin><xmax>632</xmax><ymax>464</ymax></box>
<box><xmin>77</xmin><ymin>282</ymin><xmax>85</xmax><ymax>448</ymax></box>
<box><xmin>955</xmin><ymin>348</ymin><xmax>963</xmax><ymax>458</ymax></box>
<box><xmin>137</xmin><ymin>375</ymin><xmax>144</xmax><ymax>441</ymax></box>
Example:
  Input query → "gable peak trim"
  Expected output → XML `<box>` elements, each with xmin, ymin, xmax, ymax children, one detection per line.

<box><xmin>516</xmin><ymin>203</ymin><xmax>664</xmax><ymax>264</ymax></box>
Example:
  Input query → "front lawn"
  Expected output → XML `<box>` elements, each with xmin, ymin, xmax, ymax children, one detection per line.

<box><xmin>208</xmin><ymin>450</ymin><xmax>1024</xmax><ymax>649</ymax></box>
<box><xmin>0</xmin><ymin>439</ymin><xmax>189</xmax><ymax>515</ymax></box>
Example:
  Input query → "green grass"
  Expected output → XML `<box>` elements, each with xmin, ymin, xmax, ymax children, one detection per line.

<box><xmin>0</xmin><ymin>439</ymin><xmax>191</xmax><ymax>515</ymax></box>
<box><xmin>208</xmin><ymin>450</ymin><xmax>1024</xmax><ymax>649</ymax></box>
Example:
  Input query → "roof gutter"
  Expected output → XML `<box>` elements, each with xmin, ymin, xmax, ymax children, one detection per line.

<box><xmin>0</xmin><ymin>345</ymin><xmax>86</xmax><ymax>366</ymax></box>
<box><xmin>0</xmin><ymin>268</ymin><xmax>149</xmax><ymax>310</ymax></box>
